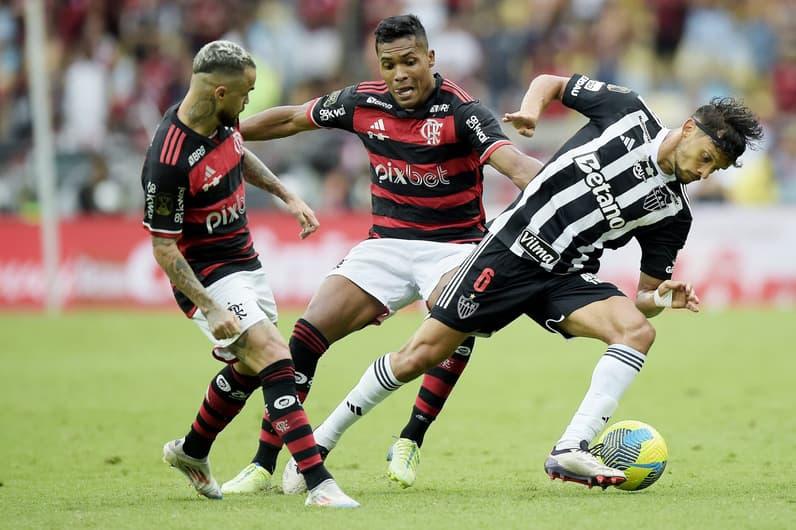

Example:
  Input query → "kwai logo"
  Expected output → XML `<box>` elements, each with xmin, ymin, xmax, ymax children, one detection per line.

<box><xmin>465</xmin><ymin>114</ymin><xmax>489</xmax><ymax>143</ymax></box>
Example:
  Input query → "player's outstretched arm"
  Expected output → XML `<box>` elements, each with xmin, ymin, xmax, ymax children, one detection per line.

<box><xmin>635</xmin><ymin>272</ymin><xmax>701</xmax><ymax>318</ymax></box>
<box><xmin>502</xmin><ymin>74</ymin><xmax>569</xmax><ymax>138</ymax></box>
<box><xmin>151</xmin><ymin>236</ymin><xmax>240</xmax><ymax>338</ymax></box>
<box><xmin>242</xmin><ymin>148</ymin><xmax>320</xmax><ymax>239</ymax></box>
<box><xmin>487</xmin><ymin>145</ymin><xmax>544</xmax><ymax>190</ymax></box>
<box><xmin>240</xmin><ymin>101</ymin><xmax>317</xmax><ymax>141</ymax></box>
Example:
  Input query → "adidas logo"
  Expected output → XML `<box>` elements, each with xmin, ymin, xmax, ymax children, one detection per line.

<box><xmin>202</xmin><ymin>166</ymin><xmax>221</xmax><ymax>191</ymax></box>
<box><xmin>620</xmin><ymin>135</ymin><xmax>635</xmax><ymax>151</ymax></box>
<box><xmin>367</xmin><ymin>119</ymin><xmax>389</xmax><ymax>141</ymax></box>
<box><xmin>346</xmin><ymin>401</ymin><xmax>363</xmax><ymax>416</ymax></box>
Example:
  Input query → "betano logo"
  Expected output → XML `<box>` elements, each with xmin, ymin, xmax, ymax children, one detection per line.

<box><xmin>574</xmin><ymin>152</ymin><xmax>626</xmax><ymax>229</ymax></box>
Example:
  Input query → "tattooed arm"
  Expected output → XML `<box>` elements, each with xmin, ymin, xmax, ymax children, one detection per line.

<box><xmin>242</xmin><ymin>148</ymin><xmax>320</xmax><ymax>239</ymax></box>
<box><xmin>151</xmin><ymin>236</ymin><xmax>240</xmax><ymax>339</ymax></box>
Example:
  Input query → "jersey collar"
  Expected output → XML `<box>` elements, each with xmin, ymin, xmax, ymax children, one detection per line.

<box><xmin>387</xmin><ymin>73</ymin><xmax>444</xmax><ymax>118</ymax></box>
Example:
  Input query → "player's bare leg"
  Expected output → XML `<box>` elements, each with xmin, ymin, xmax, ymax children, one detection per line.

<box><xmin>544</xmin><ymin>296</ymin><xmax>655</xmax><ymax>489</ymax></box>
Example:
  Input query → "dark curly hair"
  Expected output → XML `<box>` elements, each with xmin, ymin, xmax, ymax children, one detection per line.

<box><xmin>374</xmin><ymin>14</ymin><xmax>428</xmax><ymax>51</ymax></box>
<box><xmin>692</xmin><ymin>97</ymin><xmax>764</xmax><ymax>167</ymax></box>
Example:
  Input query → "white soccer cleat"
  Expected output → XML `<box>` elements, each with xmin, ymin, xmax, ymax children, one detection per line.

<box><xmin>162</xmin><ymin>438</ymin><xmax>223</xmax><ymax>499</ymax></box>
<box><xmin>221</xmin><ymin>463</ymin><xmax>273</xmax><ymax>494</ymax></box>
<box><xmin>544</xmin><ymin>440</ymin><xmax>626</xmax><ymax>489</ymax></box>
<box><xmin>386</xmin><ymin>437</ymin><xmax>421</xmax><ymax>488</ymax></box>
<box><xmin>305</xmin><ymin>479</ymin><xmax>360</xmax><ymax>508</ymax></box>
<box><xmin>281</xmin><ymin>457</ymin><xmax>308</xmax><ymax>495</ymax></box>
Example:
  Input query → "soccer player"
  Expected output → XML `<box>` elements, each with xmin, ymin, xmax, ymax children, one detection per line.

<box><xmin>311</xmin><ymin>73</ymin><xmax>763</xmax><ymax>488</ymax></box>
<box><xmin>142</xmin><ymin>40</ymin><xmax>358</xmax><ymax>507</ymax></box>
<box><xmin>221</xmin><ymin>15</ymin><xmax>543</xmax><ymax>494</ymax></box>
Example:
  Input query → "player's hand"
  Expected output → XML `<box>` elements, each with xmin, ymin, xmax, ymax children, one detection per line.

<box><xmin>285</xmin><ymin>197</ymin><xmax>320</xmax><ymax>239</ymax></box>
<box><xmin>206</xmin><ymin>306</ymin><xmax>241</xmax><ymax>340</ymax></box>
<box><xmin>502</xmin><ymin>111</ymin><xmax>538</xmax><ymax>138</ymax></box>
<box><xmin>657</xmin><ymin>280</ymin><xmax>700</xmax><ymax>312</ymax></box>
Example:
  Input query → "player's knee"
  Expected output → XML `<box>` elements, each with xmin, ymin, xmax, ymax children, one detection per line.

<box><xmin>393</xmin><ymin>342</ymin><xmax>440</xmax><ymax>382</ymax></box>
<box><xmin>232</xmin><ymin>330</ymin><xmax>289</xmax><ymax>371</ymax></box>
<box><xmin>622</xmin><ymin>318</ymin><xmax>656</xmax><ymax>353</ymax></box>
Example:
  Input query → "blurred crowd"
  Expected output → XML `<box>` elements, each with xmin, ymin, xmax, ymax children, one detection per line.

<box><xmin>1</xmin><ymin>0</ymin><xmax>795</xmax><ymax>217</ymax></box>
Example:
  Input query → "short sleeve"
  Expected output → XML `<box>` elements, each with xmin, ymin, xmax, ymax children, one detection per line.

<box><xmin>307</xmin><ymin>85</ymin><xmax>357</xmax><ymax>131</ymax></box>
<box><xmin>635</xmin><ymin>213</ymin><xmax>692</xmax><ymax>280</ymax></box>
<box><xmin>561</xmin><ymin>74</ymin><xmax>641</xmax><ymax>123</ymax></box>
<box><xmin>142</xmin><ymin>157</ymin><xmax>187</xmax><ymax>238</ymax></box>
<box><xmin>454</xmin><ymin>101</ymin><xmax>513</xmax><ymax>164</ymax></box>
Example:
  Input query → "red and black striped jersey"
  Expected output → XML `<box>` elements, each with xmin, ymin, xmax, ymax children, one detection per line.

<box><xmin>141</xmin><ymin>103</ymin><xmax>260</xmax><ymax>315</ymax></box>
<box><xmin>307</xmin><ymin>74</ymin><xmax>513</xmax><ymax>243</ymax></box>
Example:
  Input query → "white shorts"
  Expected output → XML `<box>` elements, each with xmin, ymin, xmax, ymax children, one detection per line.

<box><xmin>328</xmin><ymin>238</ymin><xmax>477</xmax><ymax>319</ymax></box>
<box><xmin>191</xmin><ymin>268</ymin><xmax>278</xmax><ymax>363</ymax></box>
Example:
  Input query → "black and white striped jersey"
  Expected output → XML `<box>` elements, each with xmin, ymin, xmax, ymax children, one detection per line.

<box><xmin>489</xmin><ymin>74</ymin><xmax>692</xmax><ymax>280</ymax></box>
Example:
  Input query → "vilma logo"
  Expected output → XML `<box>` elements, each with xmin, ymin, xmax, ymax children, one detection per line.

<box><xmin>420</xmin><ymin>118</ymin><xmax>443</xmax><ymax>145</ymax></box>
<box><xmin>274</xmin><ymin>395</ymin><xmax>297</xmax><ymax>410</ymax></box>
<box><xmin>457</xmin><ymin>294</ymin><xmax>479</xmax><ymax>319</ymax></box>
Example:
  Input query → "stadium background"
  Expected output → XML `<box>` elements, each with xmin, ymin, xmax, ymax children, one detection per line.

<box><xmin>2</xmin><ymin>2</ymin><xmax>795</xmax><ymax>529</ymax></box>
<box><xmin>1</xmin><ymin>0</ymin><xmax>795</xmax><ymax>309</ymax></box>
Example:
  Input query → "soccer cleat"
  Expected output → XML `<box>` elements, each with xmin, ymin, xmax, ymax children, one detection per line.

<box><xmin>544</xmin><ymin>440</ymin><xmax>626</xmax><ymax>489</ymax></box>
<box><xmin>305</xmin><ymin>479</ymin><xmax>360</xmax><ymax>508</ymax></box>
<box><xmin>162</xmin><ymin>438</ymin><xmax>222</xmax><ymax>499</ymax></box>
<box><xmin>221</xmin><ymin>463</ymin><xmax>273</xmax><ymax>494</ymax></box>
<box><xmin>386</xmin><ymin>437</ymin><xmax>421</xmax><ymax>488</ymax></box>
<box><xmin>281</xmin><ymin>457</ymin><xmax>308</xmax><ymax>495</ymax></box>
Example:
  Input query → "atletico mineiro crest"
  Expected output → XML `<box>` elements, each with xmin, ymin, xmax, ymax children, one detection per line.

<box><xmin>457</xmin><ymin>294</ymin><xmax>479</xmax><ymax>319</ymax></box>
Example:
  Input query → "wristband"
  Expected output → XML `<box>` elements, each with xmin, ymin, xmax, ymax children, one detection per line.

<box><xmin>653</xmin><ymin>288</ymin><xmax>673</xmax><ymax>308</ymax></box>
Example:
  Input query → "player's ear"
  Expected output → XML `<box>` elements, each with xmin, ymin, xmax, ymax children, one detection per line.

<box><xmin>214</xmin><ymin>85</ymin><xmax>227</xmax><ymax>101</ymax></box>
<box><xmin>427</xmin><ymin>49</ymin><xmax>435</xmax><ymax>68</ymax></box>
<box><xmin>682</xmin><ymin>117</ymin><xmax>697</xmax><ymax>137</ymax></box>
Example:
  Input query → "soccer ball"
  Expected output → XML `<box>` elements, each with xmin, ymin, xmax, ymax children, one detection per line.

<box><xmin>595</xmin><ymin>420</ymin><xmax>668</xmax><ymax>491</ymax></box>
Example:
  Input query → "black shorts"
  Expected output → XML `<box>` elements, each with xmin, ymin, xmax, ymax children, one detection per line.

<box><xmin>431</xmin><ymin>233</ymin><xmax>625</xmax><ymax>338</ymax></box>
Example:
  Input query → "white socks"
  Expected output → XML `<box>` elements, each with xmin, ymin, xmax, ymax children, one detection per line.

<box><xmin>313</xmin><ymin>353</ymin><xmax>402</xmax><ymax>451</ymax></box>
<box><xmin>557</xmin><ymin>344</ymin><xmax>646</xmax><ymax>450</ymax></box>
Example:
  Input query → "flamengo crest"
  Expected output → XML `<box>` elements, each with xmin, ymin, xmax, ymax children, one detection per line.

<box><xmin>421</xmin><ymin>119</ymin><xmax>443</xmax><ymax>145</ymax></box>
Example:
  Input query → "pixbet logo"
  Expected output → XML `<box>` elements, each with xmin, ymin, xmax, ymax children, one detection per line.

<box><xmin>205</xmin><ymin>194</ymin><xmax>246</xmax><ymax>234</ymax></box>
<box><xmin>374</xmin><ymin>161</ymin><xmax>450</xmax><ymax>187</ymax></box>
<box><xmin>420</xmin><ymin>119</ymin><xmax>443</xmax><ymax>145</ymax></box>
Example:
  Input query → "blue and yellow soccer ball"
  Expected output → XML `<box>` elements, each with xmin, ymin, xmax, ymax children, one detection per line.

<box><xmin>596</xmin><ymin>420</ymin><xmax>668</xmax><ymax>491</ymax></box>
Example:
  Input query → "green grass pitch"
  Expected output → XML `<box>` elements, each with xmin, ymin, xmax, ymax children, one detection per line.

<box><xmin>1</xmin><ymin>308</ymin><xmax>794</xmax><ymax>529</ymax></box>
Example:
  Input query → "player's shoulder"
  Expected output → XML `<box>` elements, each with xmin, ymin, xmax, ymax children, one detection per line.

<box><xmin>438</xmin><ymin>77</ymin><xmax>476</xmax><ymax>105</ymax></box>
<box><xmin>145</xmin><ymin>107</ymin><xmax>200</xmax><ymax>178</ymax></box>
<box><xmin>344</xmin><ymin>80</ymin><xmax>398</xmax><ymax>113</ymax></box>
